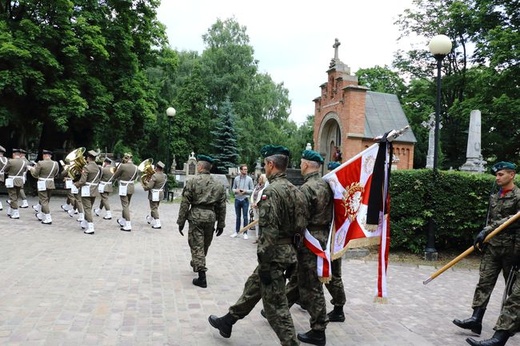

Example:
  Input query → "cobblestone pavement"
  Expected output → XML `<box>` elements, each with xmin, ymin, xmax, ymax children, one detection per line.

<box><xmin>0</xmin><ymin>187</ymin><xmax>511</xmax><ymax>346</ymax></box>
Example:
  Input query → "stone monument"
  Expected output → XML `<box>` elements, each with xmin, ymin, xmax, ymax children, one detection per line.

<box><xmin>460</xmin><ymin>110</ymin><xmax>486</xmax><ymax>173</ymax></box>
<box><xmin>421</xmin><ymin>113</ymin><xmax>441</xmax><ymax>169</ymax></box>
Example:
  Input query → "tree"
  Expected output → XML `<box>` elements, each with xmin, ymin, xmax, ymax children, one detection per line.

<box><xmin>211</xmin><ymin>98</ymin><xmax>239</xmax><ymax>173</ymax></box>
<box><xmin>356</xmin><ymin>66</ymin><xmax>407</xmax><ymax>98</ymax></box>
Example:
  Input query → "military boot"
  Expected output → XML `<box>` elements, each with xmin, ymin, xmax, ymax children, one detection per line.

<box><xmin>297</xmin><ymin>329</ymin><xmax>326</xmax><ymax>346</ymax></box>
<box><xmin>466</xmin><ymin>330</ymin><xmax>510</xmax><ymax>346</ymax></box>
<box><xmin>327</xmin><ymin>305</ymin><xmax>345</xmax><ymax>322</ymax></box>
<box><xmin>208</xmin><ymin>313</ymin><xmax>237</xmax><ymax>338</ymax></box>
<box><xmin>193</xmin><ymin>271</ymin><xmax>207</xmax><ymax>288</ymax></box>
<box><xmin>453</xmin><ymin>307</ymin><xmax>486</xmax><ymax>334</ymax></box>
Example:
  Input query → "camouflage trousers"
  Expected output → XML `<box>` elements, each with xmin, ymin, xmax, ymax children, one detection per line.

<box><xmin>472</xmin><ymin>244</ymin><xmax>517</xmax><ymax>308</ymax></box>
<box><xmin>188</xmin><ymin>220</ymin><xmax>214</xmax><ymax>272</ymax></box>
<box><xmin>325</xmin><ymin>258</ymin><xmax>347</xmax><ymax>307</ymax></box>
<box><xmin>285</xmin><ymin>245</ymin><xmax>328</xmax><ymax>331</ymax></box>
<box><xmin>229</xmin><ymin>265</ymin><xmax>299</xmax><ymax>346</ymax></box>
<box><xmin>495</xmin><ymin>267</ymin><xmax>519</xmax><ymax>334</ymax></box>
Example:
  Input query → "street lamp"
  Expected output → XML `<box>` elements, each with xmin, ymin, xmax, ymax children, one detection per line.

<box><xmin>425</xmin><ymin>34</ymin><xmax>452</xmax><ymax>260</ymax></box>
<box><xmin>165</xmin><ymin>107</ymin><xmax>176</xmax><ymax>200</ymax></box>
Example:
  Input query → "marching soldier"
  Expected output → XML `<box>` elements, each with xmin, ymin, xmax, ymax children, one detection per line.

<box><xmin>17</xmin><ymin>149</ymin><xmax>30</xmax><ymax>208</ymax></box>
<box><xmin>177</xmin><ymin>155</ymin><xmax>226</xmax><ymax>288</ymax></box>
<box><xmin>143</xmin><ymin>161</ymin><xmax>167</xmax><ymax>229</ymax></box>
<box><xmin>28</xmin><ymin>150</ymin><xmax>59</xmax><ymax>225</ymax></box>
<box><xmin>209</xmin><ymin>145</ymin><xmax>307</xmax><ymax>346</ymax></box>
<box><xmin>112</xmin><ymin>153</ymin><xmax>139</xmax><ymax>232</ymax></box>
<box><xmin>0</xmin><ymin>145</ymin><xmax>7</xmax><ymax>211</ymax></box>
<box><xmin>74</xmin><ymin>150</ymin><xmax>101</xmax><ymax>234</ymax></box>
<box><xmin>4</xmin><ymin>148</ymin><xmax>28</xmax><ymax>219</ymax></box>
<box><xmin>94</xmin><ymin>157</ymin><xmax>115</xmax><ymax>220</ymax></box>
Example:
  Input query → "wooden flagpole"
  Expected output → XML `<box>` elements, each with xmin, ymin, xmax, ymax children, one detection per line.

<box><xmin>238</xmin><ymin>220</ymin><xmax>258</xmax><ymax>234</ymax></box>
<box><xmin>423</xmin><ymin>211</ymin><xmax>520</xmax><ymax>285</ymax></box>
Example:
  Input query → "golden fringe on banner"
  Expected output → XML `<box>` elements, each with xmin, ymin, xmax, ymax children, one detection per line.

<box><xmin>331</xmin><ymin>236</ymin><xmax>381</xmax><ymax>260</ymax></box>
<box><xmin>373</xmin><ymin>297</ymin><xmax>388</xmax><ymax>304</ymax></box>
<box><xmin>319</xmin><ymin>277</ymin><xmax>332</xmax><ymax>284</ymax></box>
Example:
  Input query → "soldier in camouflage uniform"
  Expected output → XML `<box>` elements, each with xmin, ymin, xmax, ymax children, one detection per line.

<box><xmin>454</xmin><ymin>161</ymin><xmax>520</xmax><ymax>337</ymax></box>
<box><xmin>282</xmin><ymin>150</ymin><xmax>332</xmax><ymax>346</ymax></box>
<box><xmin>208</xmin><ymin>145</ymin><xmax>307</xmax><ymax>346</ymax></box>
<box><xmin>177</xmin><ymin>154</ymin><xmax>226</xmax><ymax>288</ymax></box>
<box><xmin>466</xmin><ymin>259</ymin><xmax>519</xmax><ymax>345</ymax></box>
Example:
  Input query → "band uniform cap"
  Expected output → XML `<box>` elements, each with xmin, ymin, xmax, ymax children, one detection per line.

<box><xmin>12</xmin><ymin>148</ymin><xmax>21</xmax><ymax>153</ymax></box>
<box><xmin>327</xmin><ymin>161</ymin><xmax>341</xmax><ymax>170</ymax></box>
<box><xmin>19</xmin><ymin>149</ymin><xmax>27</xmax><ymax>154</ymax></box>
<box><xmin>42</xmin><ymin>149</ymin><xmax>53</xmax><ymax>155</ymax></box>
<box><xmin>104</xmin><ymin>157</ymin><xmax>112</xmax><ymax>163</ymax></box>
<box><xmin>260</xmin><ymin>145</ymin><xmax>290</xmax><ymax>158</ymax></box>
<box><xmin>123</xmin><ymin>152</ymin><xmax>133</xmax><ymax>160</ymax></box>
<box><xmin>0</xmin><ymin>145</ymin><xmax>5</xmax><ymax>153</ymax></box>
<box><xmin>492</xmin><ymin>161</ymin><xmax>517</xmax><ymax>174</ymax></box>
<box><xmin>87</xmin><ymin>150</ymin><xmax>99</xmax><ymax>158</ymax></box>
<box><xmin>301</xmin><ymin>150</ymin><xmax>324</xmax><ymax>164</ymax></box>
<box><xmin>156</xmin><ymin>161</ymin><xmax>165</xmax><ymax>169</ymax></box>
<box><xmin>196</xmin><ymin>154</ymin><xmax>214</xmax><ymax>164</ymax></box>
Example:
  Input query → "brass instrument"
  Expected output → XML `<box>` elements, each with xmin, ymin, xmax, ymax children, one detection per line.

<box><xmin>138</xmin><ymin>158</ymin><xmax>154</xmax><ymax>184</ymax></box>
<box><xmin>64</xmin><ymin>147</ymin><xmax>87</xmax><ymax>179</ymax></box>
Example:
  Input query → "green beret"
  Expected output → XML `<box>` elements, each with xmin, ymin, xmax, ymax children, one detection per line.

<box><xmin>260</xmin><ymin>145</ymin><xmax>290</xmax><ymax>158</ymax></box>
<box><xmin>197</xmin><ymin>154</ymin><xmax>214</xmax><ymax>164</ymax></box>
<box><xmin>327</xmin><ymin>161</ymin><xmax>341</xmax><ymax>170</ymax></box>
<box><xmin>492</xmin><ymin>161</ymin><xmax>517</xmax><ymax>174</ymax></box>
<box><xmin>301</xmin><ymin>150</ymin><xmax>324</xmax><ymax>164</ymax></box>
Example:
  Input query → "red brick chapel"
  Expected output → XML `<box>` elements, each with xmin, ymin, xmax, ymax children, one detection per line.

<box><xmin>312</xmin><ymin>39</ymin><xmax>416</xmax><ymax>170</ymax></box>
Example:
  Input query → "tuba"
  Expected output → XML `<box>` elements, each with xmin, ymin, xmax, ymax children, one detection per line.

<box><xmin>64</xmin><ymin>147</ymin><xmax>87</xmax><ymax>179</ymax></box>
<box><xmin>138</xmin><ymin>158</ymin><xmax>154</xmax><ymax>184</ymax></box>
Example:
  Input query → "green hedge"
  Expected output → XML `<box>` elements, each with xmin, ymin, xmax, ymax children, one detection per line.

<box><xmin>389</xmin><ymin>169</ymin><xmax>500</xmax><ymax>254</ymax></box>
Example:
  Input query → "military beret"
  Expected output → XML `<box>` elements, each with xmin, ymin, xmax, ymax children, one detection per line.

<box><xmin>301</xmin><ymin>150</ymin><xmax>324</xmax><ymax>164</ymax></box>
<box><xmin>87</xmin><ymin>150</ymin><xmax>99</xmax><ymax>158</ymax></box>
<box><xmin>156</xmin><ymin>161</ymin><xmax>165</xmax><ymax>169</ymax></box>
<box><xmin>42</xmin><ymin>149</ymin><xmax>53</xmax><ymax>155</ymax></box>
<box><xmin>492</xmin><ymin>161</ymin><xmax>517</xmax><ymax>174</ymax></box>
<box><xmin>260</xmin><ymin>145</ymin><xmax>290</xmax><ymax>158</ymax></box>
<box><xmin>327</xmin><ymin>161</ymin><xmax>341</xmax><ymax>170</ymax></box>
<box><xmin>0</xmin><ymin>145</ymin><xmax>5</xmax><ymax>153</ymax></box>
<box><xmin>197</xmin><ymin>154</ymin><xmax>214</xmax><ymax>164</ymax></box>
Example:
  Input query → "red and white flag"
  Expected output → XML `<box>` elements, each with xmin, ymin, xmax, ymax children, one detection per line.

<box><xmin>322</xmin><ymin>140</ymin><xmax>392</xmax><ymax>301</ymax></box>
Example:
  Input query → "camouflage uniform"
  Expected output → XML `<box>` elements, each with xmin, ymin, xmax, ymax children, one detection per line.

<box><xmin>285</xmin><ymin>170</ymin><xmax>332</xmax><ymax>332</ymax></box>
<box><xmin>494</xmin><ymin>265</ymin><xmax>519</xmax><ymax>334</ymax></box>
<box><xmin>472</xmin><ymin>186</ymin><xmax>520</xmax><ymax>309</ymax></box>
<box><xmin>257</xmin><ymin>171</ymin><xmax>307</xmax><ymax>346</ymax></box>
<box><xmin>177</xmin><ymin>171</ymin><xmax>226</xmax><ymax>272</ymax></box>
<box><xmin>325</xmin><ymin>259</ymin><xmax>347</xmax><ymax>307</ymax></box>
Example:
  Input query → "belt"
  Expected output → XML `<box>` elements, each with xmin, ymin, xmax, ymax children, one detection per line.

<box><xmin>193</xmin><ymin>205</ymin><xmax>214</xmax><ymax>210</ymax></box>
<box><xmin>276</xmin><ymin>238</ymin><xmax>293</xmax><ymax>245</ymax></box>
<box><xmin>38</xmin><ymin>178</ymin><xmax>54</xmax><ymax>181</ymax></box>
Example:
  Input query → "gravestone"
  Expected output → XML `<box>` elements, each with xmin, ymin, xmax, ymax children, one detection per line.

<box><xmin>460</xmin><ymin>110</ymin><xmax>486</xmax><ymax>173</ymax></box>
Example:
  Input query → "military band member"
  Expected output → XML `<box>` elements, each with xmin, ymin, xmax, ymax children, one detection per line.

<box><xmin>112</xmin><ymin>153</ymin><xmax>139</xmax><ymax>232</ymax></box>
<box><xmin>17</xmin><ymin>149</ymin><xmax>30</xmax><ymax>208</ymax></box>
<box><xmin>94</xmin><ymin>157</ymin><xmax>115</xmax><ymax>220</ymax></box>
<box><xmin>75</xmin><ymin>150</ymin><xmax>101</xmax><ymax>234</ymax></box>
<box><xmin>143</xmin><ymin>161</ymin><xmax>167</xmax><ymax>229</ymax></box>
<box><xmin>4</xmin><ymin>149</ymin><xmax>27</xmax><ymax>219</ymax></box>
<box><xmin>0</xmin><ymin>145</ymin><xmax>7</xmax><ymax>211</ymax></box>
<box><xmin>28</xmin><ymin>150</ymin><xmax>59</xmax><ymax>224</ymax></box>
<box><xmin>177</xmin><ymin>155</ymin><xmax>226</xmax><ymax>288</ymax></box>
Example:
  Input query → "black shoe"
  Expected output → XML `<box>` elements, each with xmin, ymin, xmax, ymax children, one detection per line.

<box><xmin>193</xmin><ymin>271</ymin><xmax>207</xmax><ymax>288</ymax></box>
<box><xmin>453</xmin><ymin>308</ymin><xmax>485</xmax><ymax>335</ymax></box>
<box><xmin>466</xmin><ymin>330</ymin><xmax>510</xmax><ymax>346</ymax></box>
<box><xmin>208</xmin><ymin>313</ymin><xmax>236</xmax><ymax>338</ymax></box>
<box><xmin>297</xmin><ymin>329</ymin><xmax>326</xmax><ymax>346</ymax></box>
<box><xmin>327</xmin><ymin>305</ymin><xmax>345</xmax><ymax>322</ymax></box>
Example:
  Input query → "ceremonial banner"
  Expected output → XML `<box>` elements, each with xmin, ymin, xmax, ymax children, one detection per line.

<box><xmin>322</xmin><ymin>140</ymin><xmax>392</xmax><ymax>300</ymax></box>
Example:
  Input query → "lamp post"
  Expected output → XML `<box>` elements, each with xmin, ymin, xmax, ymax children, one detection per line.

<box><xmin>425</xmin><ymin>34</ymin><xmax>452</xmax><ymax>260</ymax></box>
<box><xmin>165</xmin><ymin>107</ymin><xmax>176</xmax><ymax>200</ymax></box>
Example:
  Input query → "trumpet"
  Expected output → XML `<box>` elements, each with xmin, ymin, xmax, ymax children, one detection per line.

<box><xmin>138</xmin><ymin>158</ymin><xmax>154</xmax><ymax>184</ymax></box>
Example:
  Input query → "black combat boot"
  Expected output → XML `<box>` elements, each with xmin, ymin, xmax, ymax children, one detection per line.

<box><xmin>453</xmin><ymin>307</ymin><xmax>486</xmax><ymax>334</ymax></box>
<box><xmin>208</xmin><ymin>313</ymin><xmax>237</xmax><ymax>338</ymax></box>
<box><xmin>192</xmin><ymin>271</ymin><xmax>207</xmax><ymax>288</ymax></box>
<box><xmin>466</xmin><ymin>330</ymin><xmax>510</xmax><ymax>346</ymax></box>
<box><xmin>297</xmin><ymin>329</ymin><xmax>326</xmax><ymax>346</ymax></box>
<box><xmin>327</xmin><ymin>305</ymin><xmax>345</xmax><ymax>322</ymax></box>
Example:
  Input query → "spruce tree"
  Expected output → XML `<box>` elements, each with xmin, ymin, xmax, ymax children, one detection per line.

<box><xmin>211</xmin><ymin>98</ymin><xmax>239</xmax><ymax>173</ymax></box>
